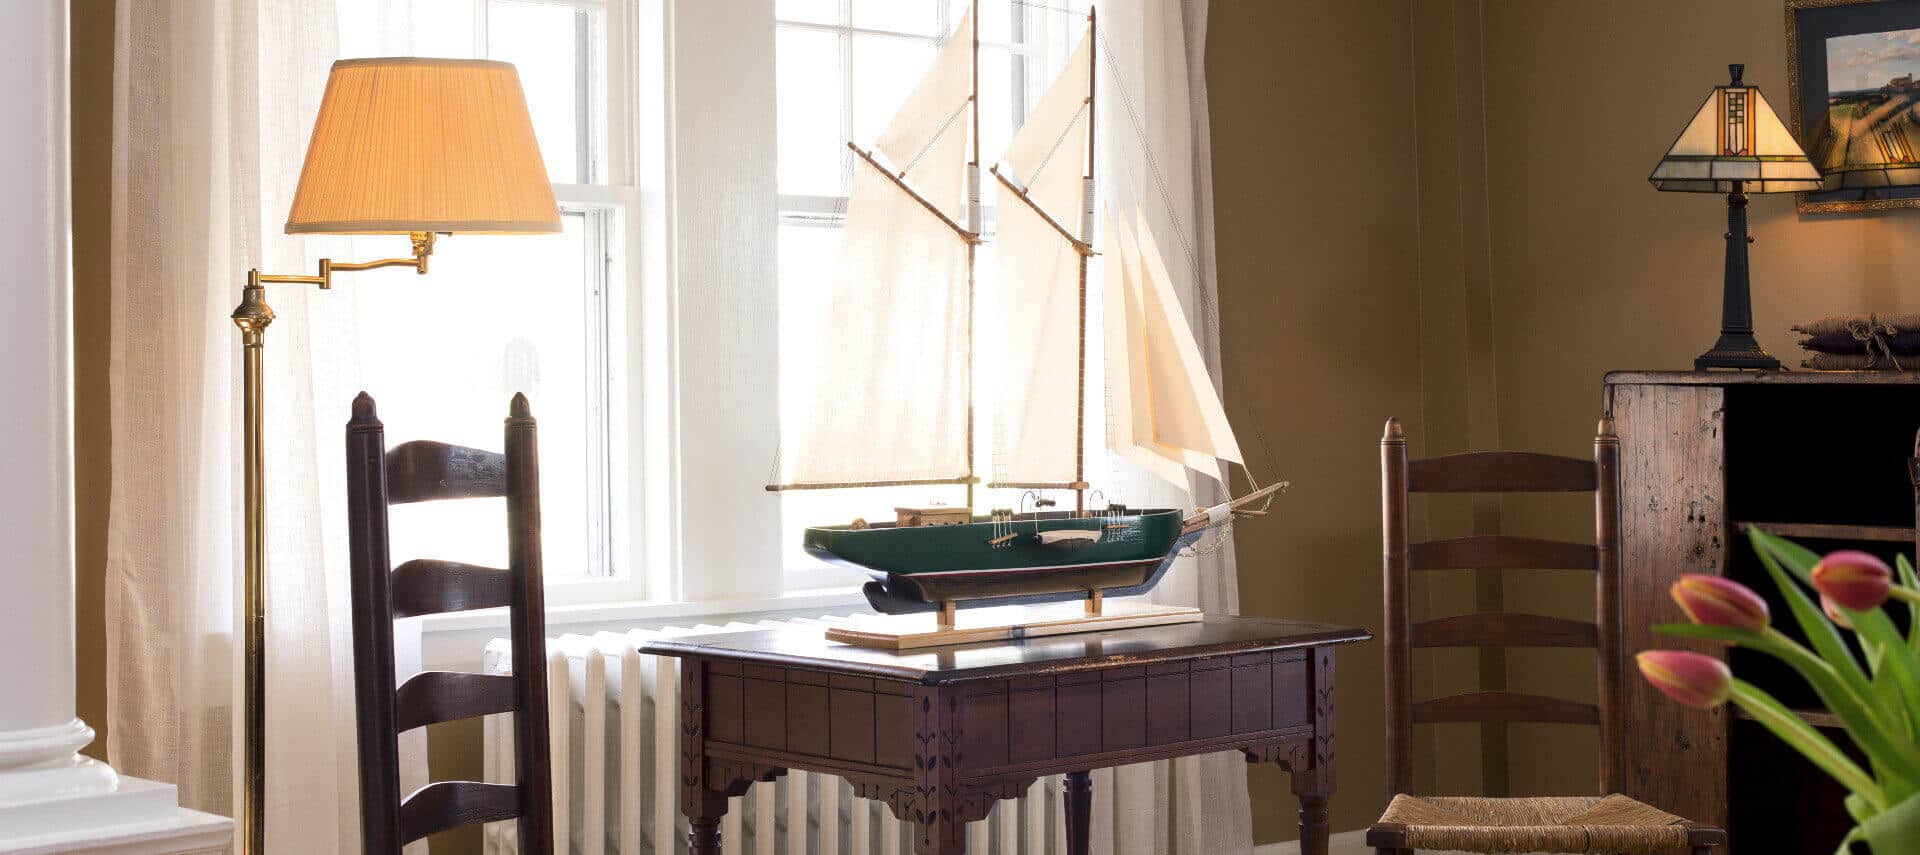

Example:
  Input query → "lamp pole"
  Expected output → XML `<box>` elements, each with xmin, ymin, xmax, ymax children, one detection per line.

<box><xmin>228</xmin><ymin>236</ymin><xmax>433</xmax><ymax>854</ymax></box>
<box><xmin>1692</xmin><ymin>178</ymin><xmax>1779</xmax><ymax>370</ymax></box>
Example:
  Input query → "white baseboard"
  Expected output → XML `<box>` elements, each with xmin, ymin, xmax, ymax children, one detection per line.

<box><xmin>1254</xmin><ymin>828</ymin><xmax>1370</xmax><ymax>855</ymax></box>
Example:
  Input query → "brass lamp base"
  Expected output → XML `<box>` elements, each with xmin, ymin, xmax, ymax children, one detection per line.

<box><xmin>229</xmin><ymin>232</ymin><xmax>437</xmax><ymax>855</ymax></box>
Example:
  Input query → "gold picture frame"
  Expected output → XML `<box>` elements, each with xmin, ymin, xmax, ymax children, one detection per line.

<box><xmin>1787</xmin><ymin>0</ymin><xmax>1920</xmax><ymax>213</ymax></box>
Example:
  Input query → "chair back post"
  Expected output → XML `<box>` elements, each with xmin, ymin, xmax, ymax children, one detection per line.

<box><xmin>1594</xmin><ymin>417</ymin><xmax>1624</xmax><ymax>794</ymax></box>
<box><xmin>504</xmin><ymin>393</ymin><xmax>554</xmax><ymax>852</ymax></box>
<box><xmin>345</xmin><ymin>393</ymin><xmax>403</xmax><ymax>853</ymax></box>
<box><xmin>1381</xmin><ymin>417</ymin><xmax>1414</xmax><ymax>798</ymax></box>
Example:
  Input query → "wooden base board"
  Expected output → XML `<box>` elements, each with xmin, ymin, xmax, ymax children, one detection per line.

<box><xmin>825</xmin><ymin>601</ymin><xmax>1205</xmax><ymax>650</ymax></box>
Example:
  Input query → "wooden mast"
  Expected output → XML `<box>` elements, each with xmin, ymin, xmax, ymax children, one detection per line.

<box><xmin>966</xmin><ymin>2</ymin><xmax>980</xmax><ymax>512</ymax></box>
<box><xmin>1073</xmin><ymin>6</ymin><xmax>1096</xmax><ymax>515</ymax></box>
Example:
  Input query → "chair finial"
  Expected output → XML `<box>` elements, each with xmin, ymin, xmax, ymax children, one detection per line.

<box><xmin>351</xmin><ymin>391</ymin><xmax>378</xmax><ymax>422</ymax></box>
<box><xmin>510</xmin><ymin>392</ymin><xmax>532</xmax><ymax>419</ymax></box>
<box><xmin>1383</xmin><ymin>417</ymin><xmax>1404</xmax><ymax>440</ymax></box>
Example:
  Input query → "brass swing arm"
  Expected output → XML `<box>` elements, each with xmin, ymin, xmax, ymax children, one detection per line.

<box><xmin>249</xmin><ymin>230</ymin><xmax>438</xmax><ymax>291</ymax></box>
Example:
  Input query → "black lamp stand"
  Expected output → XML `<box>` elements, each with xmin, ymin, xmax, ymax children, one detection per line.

<box><xmin>1694</xmin><ymin>179</ymin><xmax>1781</xmax><ymax>370</ymax></box>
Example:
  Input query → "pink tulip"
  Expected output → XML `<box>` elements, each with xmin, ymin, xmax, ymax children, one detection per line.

<box><xmin>1821</xmin><ymin>595</ymin><xmax>1855</xmax><ymax>629</ymax></box>
<box><xmin>1671</xmin><ymin>574</ymin><xmax>1769</xmax><ymax>631</ymax></box>
<box><xmin>1812</xmin><ymin>551</ymin><xmax>1893</xmax><ymax>612</ymax></box>
<box><xmin>1637</xmin><ymin>650</ymin><xmax>1732</xmax><ymax>710</ymax></box>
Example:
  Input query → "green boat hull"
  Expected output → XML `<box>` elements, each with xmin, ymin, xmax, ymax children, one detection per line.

<box><xmin>803</xmin><ymin>509</ymin><xmax>1190</xmax><ymax>613</ymax></box>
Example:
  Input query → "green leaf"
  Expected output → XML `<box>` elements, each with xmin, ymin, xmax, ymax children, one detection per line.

<box><xmin>1655</xmin><ymin>622</ymin><xmax>1920</xmax><ymax>787</ymax></box>
<box><xmin>1834</xmin><ymin>824</ymin><xmax>1863</xmax><ymax>855</ymax></box>
<box><xmin>1752</xmin><ymin>528</ymin><xmax>1823</xmax><ymax>583</ymax></box>
<box><xmin>1847</xmin><ymin>605</ymin><xmax>1920</xmax><ymax>742</ymax></box>
<box><xmin>1732</xmin><ymin>680</ymin><xmax>1886</xmax><ymax>811</ymax></box>
<box><xmin>1863</xmin><ymin>792</ymin><xmax>1920</xmax><ymax>854</ymax></box>
<box><xmin>1899</xmin><ymin>554</ymin><xmax>1919</xmax><ymax>654</ymax></box>
<box><xmin>1749</xmin><ymin>528</ymin><xmax>1873</xmax><ymax>696</ymax></box>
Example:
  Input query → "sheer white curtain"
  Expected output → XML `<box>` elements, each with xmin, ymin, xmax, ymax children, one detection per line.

<box><xmin>1091</xmin><ymin>1</ymin><xmax>1254</xmax><ymax>853</ymax></box>
<box><xmin>107</xmin><ymin>1</ymin><xmax>425</xmax><ymax>851</ymax></box>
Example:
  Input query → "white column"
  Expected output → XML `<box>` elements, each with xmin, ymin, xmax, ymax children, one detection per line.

<box><xmin>0</xmin><ymin>4</ymin><xmax>227</xmax><ymax>850</ymax></box>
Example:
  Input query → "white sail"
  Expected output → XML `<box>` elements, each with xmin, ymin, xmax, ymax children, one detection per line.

<box><xmin>1102</xmin><ymin>210</ymin><xmax>1197</xmax><ymax>491</ymax></box>
<box><xmin>989</xmin><ymin>28</ymin><xmax>1093</xmax><ymax>486</ymax></box>
<box><xmin>1104</xmin><ymin>210</ymin><xmax>1243</xmax><ymax>487</ymax></box>
<box><xmin>775</xmin><ymin>156</ymin><xmax>972</xmax><ymax>487</ymax></box>
<box><xmin>773</xmin><ymin>7</ymin><xmax>978</xmax><ymax>488</ymax></box>
<box><xmin>874</xmin><ymin>6</ymin><xmax>975</xmax><ymax>225</ymax></box>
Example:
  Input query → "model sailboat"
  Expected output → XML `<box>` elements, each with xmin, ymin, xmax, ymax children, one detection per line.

<box><xmin>769</xmin><ymin>6</ymin><xmax>1281</xmax><ymax>624</ymax></box>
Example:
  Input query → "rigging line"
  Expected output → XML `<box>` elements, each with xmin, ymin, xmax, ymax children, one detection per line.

<box><xmin>899</xmin><ymin>98</ymin><xmax>977</xmax><ymax>177</ymax></box>
<box><xmin>1017</xmin><ymin>101</ymin><xmax>1091</xmax><ymax>195</ymax></box>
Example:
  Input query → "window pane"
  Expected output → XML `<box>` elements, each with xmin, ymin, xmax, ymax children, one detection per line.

<box><xmin>488</xmin><ymin>0</ymin><xmax>602</xmax><ymax>183</ymax></box>
<box><xmin>980</xmin><ymin>46</ymin><xmax>1015</xmax><ymax>164</ymax></box>
<box><xmin>353</xmin><ymin>212</ymin><xmax>601</xmax><ymax>578</ymax></box>
<box><xmin>851</xmin><ymin>35</ymin><xmax>936</xmax><ymax>146</ymax></box>
<box><xmin>975</xmin><ymin>0</ymin><xmax>1012</xmax><ymax>44</ymax></box>
<box><xmin>775</xmin><ymin>0</ymin><xmax>838</xmax><ymax>25</ymax></box>
<box><xmin>777</xmin><ymin>27</ymin><xmax>848</xmax><ymax>198</ymax></box>
<box><xmin>853</xmin><ymin>0</ymin><xmax>940</xmax><ymax>36</ymax></box>
<box><xmin>410</xmin><ymin>0</ymin><xmax>479</xmax><ymax>57</ymax></box>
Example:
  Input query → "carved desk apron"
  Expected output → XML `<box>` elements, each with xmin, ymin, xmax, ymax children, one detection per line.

<box><xmin>645</xmin><ymin>615</ymin><xmax>1371</xmax><ymax>855</ymax></box>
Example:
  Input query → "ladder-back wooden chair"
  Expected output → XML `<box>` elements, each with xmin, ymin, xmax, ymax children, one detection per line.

<box><xmin>1367</xmin><ymin>417</ymin><xmax>1725</xmax><ymax>855</ymax></box>
<box><xmin>345</xmin><ymin>392</ymin><xmax>553</xmax><ymax>854</ymax></box>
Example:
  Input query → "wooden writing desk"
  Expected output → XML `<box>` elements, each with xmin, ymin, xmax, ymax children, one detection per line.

<box><xmin>644</xmin><ymin>614</ymin><xmax>1370</xmax><ymax>854</ymax></box>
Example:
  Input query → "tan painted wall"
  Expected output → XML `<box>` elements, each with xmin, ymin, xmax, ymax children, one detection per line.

<box><xmin>72</xmin><ymin>0</ymin><xmax>114</xmax><ymax>764</ymax></box>
<box><xmin>1208</xmin><ymin>0</ymin><xmax>1427</xmax><ymax>842</ymax></box>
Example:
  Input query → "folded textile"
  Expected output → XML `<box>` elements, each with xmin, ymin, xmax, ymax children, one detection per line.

<box><xmin>1801</xmin><ymin>351</ymin><xmax>1909</xmax><ymax>371</ymax></box>
<box><xmin>1792</xmin><ymin>312</ymin><xmax>1920</xmax><ymax>338</ymax></box>
<box><xmin>1799</xmin><ymin>330</ymin><xmax>1920</xmax><ymax>355</ymax></box>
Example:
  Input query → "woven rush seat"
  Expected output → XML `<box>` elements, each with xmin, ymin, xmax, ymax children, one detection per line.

<box><xmin>1371</xmin><ymin>793</ymin><xmax>1694</xmax><ymax>853</ymax></box>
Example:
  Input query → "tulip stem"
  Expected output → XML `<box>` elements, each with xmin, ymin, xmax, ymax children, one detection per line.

<box><xmin>1731</xmin><ymin>680</ymin><xmax>1887</xmax><ymax>812</ymax></box>
<box><xmin>1889</xmin><ymin>586</ymin><xmax>1920</xmax><ymax>607</ymax></box>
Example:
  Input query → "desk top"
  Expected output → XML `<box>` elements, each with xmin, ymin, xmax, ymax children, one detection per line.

<box><xmin>642</xmin><ymin>614</ymin><xmax>1371</xmax><ymax>685</ymax></box>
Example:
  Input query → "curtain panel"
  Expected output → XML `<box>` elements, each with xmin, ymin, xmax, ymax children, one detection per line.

<box><xmin>107</xmin><ymin>1</ymin><xmax>426</xmax><ymax>851</ymax></box>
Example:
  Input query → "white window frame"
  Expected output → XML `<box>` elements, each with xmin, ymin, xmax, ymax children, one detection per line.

<box><xmin>471</xmin><ymin>0</ymin><xmax>657</xmax><ymax>606</ymax></box>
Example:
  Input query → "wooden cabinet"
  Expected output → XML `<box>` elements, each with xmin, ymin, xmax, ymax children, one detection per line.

<box><xmin>1606</xmin><ymin>371</ymin><xmax>1920</xmax><ymax>853</ymax></box>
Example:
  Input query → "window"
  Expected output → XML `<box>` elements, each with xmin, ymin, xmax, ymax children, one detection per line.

<box><xmin>773</xmin><ymin>0</ymin><xmax>1092</xmax><ymax>579</ymax></box>
<box><xmin>332</xmin><ymin>0</ymin><xmax>644</xmax><ymax>603</ymax></box>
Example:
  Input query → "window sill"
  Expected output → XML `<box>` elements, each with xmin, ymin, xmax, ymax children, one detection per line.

<box><xmin>413</xmin><ymin>585</ymin><xmax>875</xmax><ymax>670</ymax></box>
<box><xmin>415</xmin><ymin>585</ymin><xmax>874</xmax><ymax>636</ymax></box>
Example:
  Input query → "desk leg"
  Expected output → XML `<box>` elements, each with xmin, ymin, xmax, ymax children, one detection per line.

<box><xmin>1290</xmin><ymin>768</ymin><xmax>1332</xmax><ymax>855</ymax></box>
<box><xmin>1063</xmin><ymin>771</ymin><xmax>1092</xmax><ymax>855</ymax></box>
<box><xmin>686</xmin><ymin>791</ymin><xmax>727</xmax><ymax>855</ymax></box>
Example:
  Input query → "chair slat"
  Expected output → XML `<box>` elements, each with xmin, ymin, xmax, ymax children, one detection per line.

<box><xmin>1408</xmin><ymin>535</ymin><xmax>1597</xmax><ymax>571</ymax></box>
<box><xmin>395</xmin><ymin>671</ymin><xmax>517</xmax><ymax>733</ymax></box>
<box><xmin>1407</xmin><ymin>451</ymin><xmax>1597</xmax><ymax>493</ymax></box>
<box><xmin>386</xmin><ymin>440</ymin><xmax>507</xmax><ymax>504</ymax></box>
<box><xmin>391</xmin><ymin>559</ymin><xmax>513</xmax><ymax>619</ymax></box>
<box><xmin>1411</xmin><ymin>613</ymin><xmax>1598</xmax><ymax>649</ymax></box>
<box><xmin>1412</xmin><ymin>691</ymin><xmax>1599</xmax><ymax>725</ymax></box>
<box><xmin>398</xmin><ymin>781</ymin><xmax>521</xmax><ymax>845</ymax></box>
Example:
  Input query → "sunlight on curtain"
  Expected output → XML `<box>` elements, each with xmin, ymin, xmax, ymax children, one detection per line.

<box><xmin>109</xmin><ymin>1</ymin><xmax>429</xmax><ymax>851</ymax></box>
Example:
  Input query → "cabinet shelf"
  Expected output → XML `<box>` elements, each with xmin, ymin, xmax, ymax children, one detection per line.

<box><xmin>1732</xmin><ymin>521</ymin><xmax>1911</xmax><ymax>544</ymax></box>
<box><xmin>1731</xmin><ymin>705</ymin><xmax>1843</xmax><ymax>730</ymax></box>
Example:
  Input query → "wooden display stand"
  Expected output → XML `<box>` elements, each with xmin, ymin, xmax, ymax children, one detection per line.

<box><xmin>825</xmin><ymin>591</ymin><xmax>1203</xmax><ymax>651</ymax></box>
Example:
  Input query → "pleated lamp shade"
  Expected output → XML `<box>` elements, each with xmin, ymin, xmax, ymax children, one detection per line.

<box><xmin>1648</xmin><ymin>66</ymin><xmax>1822</xmax><ymax>194</ymax></box>
<box><xmin>284</xmin><ymin>57</ymin><xmax>561</xmax><ymax>234</ymax></box>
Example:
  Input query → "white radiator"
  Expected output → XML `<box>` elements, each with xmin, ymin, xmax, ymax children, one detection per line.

<box><xmin>482</xmin><ymin>619</ymin><xmax>1070</xmax><ymax>855</ymax></box>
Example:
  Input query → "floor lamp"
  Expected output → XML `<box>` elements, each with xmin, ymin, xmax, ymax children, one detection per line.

<box><xmin>230</xmin><ymin>57</ymin><xmax>559</xmax><ymax>854</ymax></box>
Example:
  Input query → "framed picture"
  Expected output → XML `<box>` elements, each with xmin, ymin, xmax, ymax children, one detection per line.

<box><xmin>1788</xmin><ymin>0</ymin><xmax>1920</xmax><ymax>212</ymax></box>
